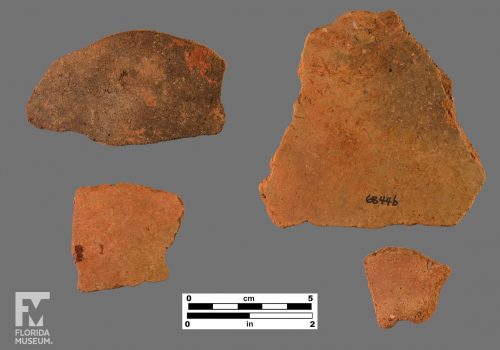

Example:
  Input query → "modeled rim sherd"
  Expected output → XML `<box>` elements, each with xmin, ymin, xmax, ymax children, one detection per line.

<box><xmin>72</xmin><ymin>183</ymin><xmax>184</xmax><ymax>292</ymax></box>
<box><xmin>27</xmin><ymin>30</ymin><xmax>226</xmax><ymax>145</ymax></box>
<box><xmin>259</xmin><ymin>10</ymin><xmax>486</xmax><ymax>228</ymax></box>
<box><xmin>364</xmin><ymin>247</ymin><xmax>452</xmax><ymax>329</ymax></box>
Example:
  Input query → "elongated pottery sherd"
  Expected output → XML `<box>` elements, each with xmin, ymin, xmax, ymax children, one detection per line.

<box><xmin>28</xmin><ymin>30</ymin><xmax>226</xmax><ymax>145</ymax></box>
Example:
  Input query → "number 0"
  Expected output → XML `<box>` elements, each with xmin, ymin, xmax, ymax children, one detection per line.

<box><xmin>185</xmin><ymin>321</ymin><xmax>190</xmax><ymax>327</ymax></box>
<box><xmin>186</xmin><ymin>295</ymin><xmax>191</xmax><ymax>301</ymax></box>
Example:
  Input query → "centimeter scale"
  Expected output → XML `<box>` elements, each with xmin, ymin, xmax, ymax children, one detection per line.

<box><xmin>182</xmin><ymin>293</ymin><xmax>318</xmax><ymax>330</ymax></box>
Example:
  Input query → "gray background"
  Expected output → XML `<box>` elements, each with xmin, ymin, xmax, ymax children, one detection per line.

<box><xmin>0</xmin><ymin>0</ymin><xmax>498</xmax><ymax>349</ymax></box>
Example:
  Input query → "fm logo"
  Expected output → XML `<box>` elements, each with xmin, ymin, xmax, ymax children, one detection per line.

<box><xmin>15</xmin><ymin>292</ymin><xmax>50</xmax><ymax>327</ymax></box>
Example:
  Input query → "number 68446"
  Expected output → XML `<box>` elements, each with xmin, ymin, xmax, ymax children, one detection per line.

<box><xmin>365</xmin><ymin>194</ymin><xmax>399</xmax><ymax>206</ymax></box>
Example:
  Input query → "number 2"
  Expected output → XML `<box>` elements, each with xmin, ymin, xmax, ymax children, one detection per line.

<box><xmin>310</xmin><ymin>321</ymin><xmax>315</xmax><ymax>327</ymax></box>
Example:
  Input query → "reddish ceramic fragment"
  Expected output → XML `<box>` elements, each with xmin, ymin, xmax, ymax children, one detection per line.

<box><xmin>364</xmin><ymin>247</ymin><xmax>452</xmax><ymax>328</ymax></box>
<box><xmin>72</xmin><ymin>183</ymin><xmax>184</xmax><ymax>292</ymax></box>
<box><xmin>27</xmin><ymin>30</ymin><xmax>225</xmax><ymax>145</ymax></box>
<box><xmin>259</xmin><ymin>10</ymin><xmax>485</xmax><ymax>228</ymax></box>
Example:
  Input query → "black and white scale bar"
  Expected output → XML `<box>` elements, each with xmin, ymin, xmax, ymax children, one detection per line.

<box><xmin>187</xmin><ymin>312</ymin><xmax>313</xmax><ymax>319</ymax></box>
<box><xmin>182</xmin><ymin>293</ymin><xmax>318</xmax><ymax>330</ymax></box>
<box><xmin>188</xmin><ymin>303</ymin><xmax>312</xmax><ymax>310</ymax></box>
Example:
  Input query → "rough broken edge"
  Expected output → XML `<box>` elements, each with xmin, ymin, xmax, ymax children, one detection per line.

<box><xmin>364</xmin><ymin>246</ymin><xmax>452</xmax><ymax>329</ymax></box>
<box><xmin>72</xmin><ymin>183</ymin><xmax>185</xmax><ymax>292</ymax></box>
<box><xmin>27</xmin><ymin>29</ymin><xmax>227</xmax><ymax>146</ymax></box>
<box><xmin>258</xmin><ymin>10</ymin><xmax>486</xmax><ymax>228</ymax></box>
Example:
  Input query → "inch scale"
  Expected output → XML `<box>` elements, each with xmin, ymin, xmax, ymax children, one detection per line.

<box><xmin>182</xmin><ymin>293</ymin><xmax>318</xmax><ymax>330</ymax></box>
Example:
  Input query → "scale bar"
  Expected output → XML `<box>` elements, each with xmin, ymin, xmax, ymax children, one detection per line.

<box><xmin>183</xmin><ymin>293</ymin><xmax>318</xmax><ymax>329</ymax></box>
<box><xmin>187</xmin><ymin>312</ymin><xmax>313</xmax><ymax>319</ymax></box>
<box><xmin>286</xmin><ymin>303</ymin><xmax>312</xmax><ymax>310</ymax></box>
<box><xmin>188</xmin><ymin>303</ymin><xmax>312</xmax><ymax>310</ymax></box>
<box><xmin>188</xmin><ymin>313</ymin><xmax>249</xmax><ymax>319</ymax></box>
<box><xmin>250</xmin><ymin>313</ymin><xmax>312</xmax><ymax>319</ymax></box>
<box><xmin>188</xmin><ymin>303</ymin><xmax>213</xmax><ymax>310</ymax></box>
<box><xmin>263</xmin><ymin>303</ymin><xmax>286</xmax><ymax>310</ymax></box>
<box><xmin>214</xmin><ymin>304</ymin><xmax>237</xmax><ymax>310</ymax></box>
